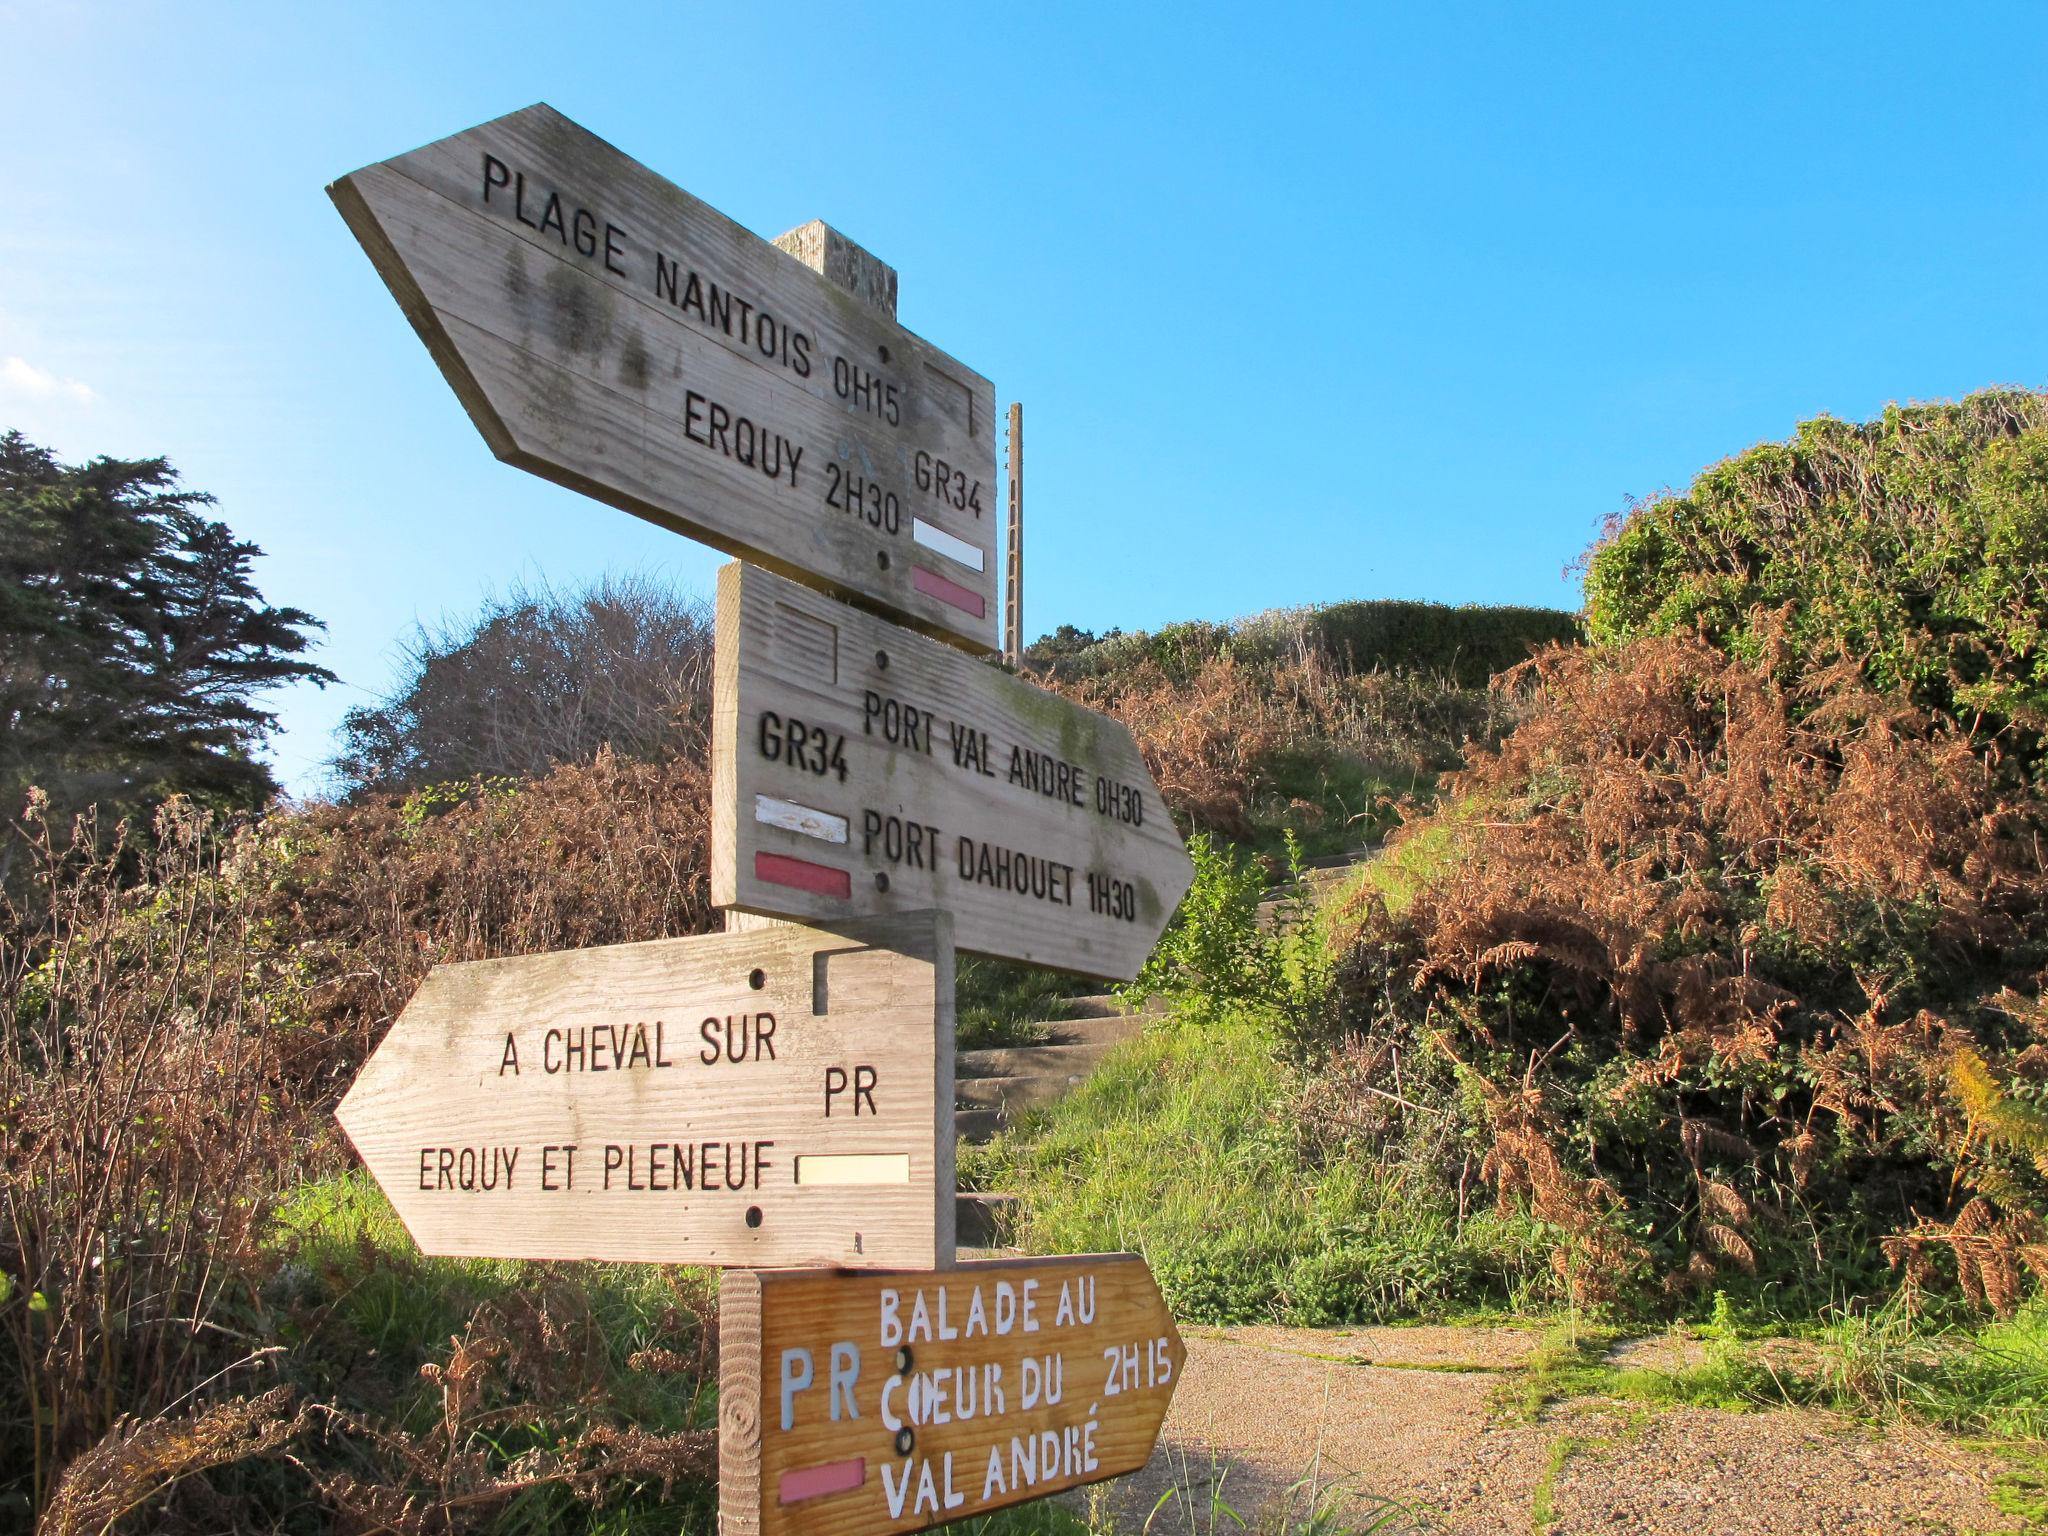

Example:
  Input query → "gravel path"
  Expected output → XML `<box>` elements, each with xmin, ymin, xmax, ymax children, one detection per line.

<box><xmin>1093</xmin><ymin>1325</ymin><xmax>2023</xmax><ymax>1535</ymax></box>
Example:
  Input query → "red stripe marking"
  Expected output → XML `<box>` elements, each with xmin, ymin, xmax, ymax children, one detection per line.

<box><xmin>779</xmin><ymin>1455</ymin><xmax>866</xmax><ymax>1505</ymax></box>
<box><xmin>912</xmin><ymin>563</ymin><xmax>987</xmax><ymax>618</ymax></box>
<box><xmin>755</xmin><ymin>851</ymin><xmax>851</xmax><ymax>899</ymax></box>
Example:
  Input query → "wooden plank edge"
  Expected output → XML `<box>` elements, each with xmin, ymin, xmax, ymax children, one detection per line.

<box><xmin>326</xmin><ymin>172</ymin><xmax>519</xmax><ymax>462</ymax></box>
<box><xmin>717</xmin><ymin>1268</ymin><xmax>765</xmax><ymax>1536</ymax></box>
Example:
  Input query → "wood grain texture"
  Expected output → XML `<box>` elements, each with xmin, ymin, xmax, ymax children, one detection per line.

<box><xmin>711</xmin><ymin>563</ymin><xmax>1194</xmax><ymax>979</ymax></box>
<box><xmin>717</xmin><ymin>1254</ymin><xmax>1185</xmax><ymax>1536</ymax></box>
<box><xmin>334</xmin><ymin>914</ymin><xmax>955</xmax><ymax>1268</ymax></box>
<box><xmin>329</xmin><ymin>103</ymin><xmax>996</xmax><ymax>652</ymax></box>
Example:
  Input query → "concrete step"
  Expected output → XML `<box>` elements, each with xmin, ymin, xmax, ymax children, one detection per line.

<box><xmin>958</xmin><ymin>1041</ymin><xmax>1116</xmax><ymax>1080</ymax></box>
<box><xmin>956</xmin><ymin>1073</ymin><xmax>1085</xmax><ymax>1115</ymax></box>
<box><xmin>955</xmin><ymin>1191</ymin><xmax>1019</xmax><ymax>1249</ymax></box>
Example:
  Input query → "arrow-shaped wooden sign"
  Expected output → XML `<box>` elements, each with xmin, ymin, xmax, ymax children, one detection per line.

<box><xmin>718</xmin><ymin>1254</ymin><xmax>1184</xmax><ymax>1536</ymax></box>
<box><xmin>711</xmin><ymin>562</ymin><xmax>1195</xmax><ymax>979</ymax></box>
<box><xmin>335</xmin><ymin>914</ymin><xmax>955</xmax><ymax>1268</ymax></box>
<box><xmin>329</xmin><ymin>104</ymin><xmax>998</xmax><ymax>653</ymax></box>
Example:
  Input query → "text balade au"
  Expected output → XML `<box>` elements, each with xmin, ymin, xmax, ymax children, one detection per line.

<box><xmin>776</xmin><ymin>1266</ymin><xmax>1176</xmax><ymax>1522</ymax></box>
<box><xmin>758</xmin><ymin>686</ymin><xmax>1152</xmax><ymax>924</ymax></box>
<box><xmin>476</xmin><ymin>154</ymin><xmax>984</xmax><ymax>531</ymax></box>
<box><xmin>413</xmin><ymin>1011</ymin><xmax>882</xmax><ymax>1198</ymax></box>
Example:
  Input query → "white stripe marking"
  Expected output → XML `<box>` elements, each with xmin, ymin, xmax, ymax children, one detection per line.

<box><xmin>795</xmin><ymin>1153</ymin><xmax>911</xmax><ymax>1186</ymax></box>
<box><xmin>911</xmin><ymin>518</ymin><xmax>986</xmax><ymax>572</ymax></box>
<box><xmin>754</xmin><ymin>794</ymin><xmax>848</xmax><ymax>844</ymax></box>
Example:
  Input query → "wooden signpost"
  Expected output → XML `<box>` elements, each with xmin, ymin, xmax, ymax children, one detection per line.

<box><xmin>331</xmin><ymin>110</ymin><xmax>1189</xmax><ymax>1535</ymax></box>
<box><xmin>329</xmin><ymin>104</ymin><xmax>998</xmax><ymax>653</ymax></box>
<box><xmin>336</xmin><ymin>915</ymin><xmax>956</xmax><ymax>1268</ymax></box>
<box><xmin>711</xmin><ymin>562</ymin><xmax>1194</xmax><ymax>980</ymax></box>
<box><xmin>718</xmin><ymin>1255</ymin><xmax>1184</xmax><ymax>1536</ymax></box>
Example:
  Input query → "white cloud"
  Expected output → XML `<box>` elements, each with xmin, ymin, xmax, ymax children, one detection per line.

<box><xmin>1</xmin><ymin>355</ymin><xmax>96</xmax><ymax>406</ymax></box>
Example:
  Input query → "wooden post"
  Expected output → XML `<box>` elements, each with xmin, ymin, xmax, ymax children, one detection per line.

<box><xmin>1004</xmin><ymin>402</ymin><xmax>1024</xmax><ymax>664</ymax></box>
<box><xmin>772</xmin><ymin>219</ymin><xmax>898</xmax><ymax>319</ymax></box>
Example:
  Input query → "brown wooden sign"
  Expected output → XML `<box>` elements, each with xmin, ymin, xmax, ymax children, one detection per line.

<box><xmin>329</xmin><ymin>104</ymin><xmax>998</xmax><ymax>653</ymax></box>
<box><xmin>719</xmin><ymin>1254</ymin><xmax>1183</xmax><ymax>1536</ymax></box>
<box><xmin>335</xmin><ymin>914</ymin><xmax>955</xmax><ymax>1268</ymax></box>
<box><xmin>711</xmin><ymin>563</ymin><xmax>1195</xmax><ymax>980</ymax></box>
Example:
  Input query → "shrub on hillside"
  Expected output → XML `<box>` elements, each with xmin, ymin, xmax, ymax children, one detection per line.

<box><xmin>1321</xmin><ymin>392</ymin><xmax>2048</xmax><ymax>1315</ymax></box>
<box><xmin>252</xmin><ymin>749</ymin><xmax>717</xmax><ymax>1089</ymax></box>
<box><xmin>1584</xmin><ymin>388</ymin><xmax>2048</xmax><ymax>735</ymax></box>
<box><xmin>1</xmin><ymin>749</ymin><xmax>720</xmax><ymax>1527</ymax></box>
<box><xmin>1339</xmin><ymin>635</ymin><xmax>2048</xmax><ymax>1312</ymax></box>
<box><xmin>1301</xmin><ymin>600</ymin><xmax>1582</xmax><ymax>688</ymax></box>
<box><xmin>1061</xmin><ymin>649</ymin><xmax>1513</xmax><ymax>858</ymax></box>
<box><xmin>1029</xmin><ymin>599</ymin><xmax>1579</xmax><ymax>689</ymax></box>
<box><xmin>333</xmin><ymin>575</ymin><xmax>714</xmax><ymax>799</ymax></box>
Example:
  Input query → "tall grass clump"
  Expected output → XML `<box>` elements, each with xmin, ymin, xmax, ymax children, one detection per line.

<box><xmin>981</xmin><ymin>837</ymin><xmax>1550</xmax><ymax>1324</ymax></box>
<box><xmin>1</xmin><ymin>796</ymin><xmax>298</xmax><ymax>1523</ymax></box>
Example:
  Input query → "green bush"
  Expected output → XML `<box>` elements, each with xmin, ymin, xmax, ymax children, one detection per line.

<box><xmin>1302</xmin><ymin>600</ymin><xmax>1580</xmax><ymax>687</ymax></box>
<box><xmin>1584</xmin><ymin>388</ymin><xmax>2048</xmax><ymax>733</ymax></box>
<box><xmin>1123</xmin><ymin>832</ymin><xmax>1334</xmax><ymax>1054</ymax></box>
<box><xmin>1032</xmin><ymin>601</ymin><xmax>1578</xmax><ymax>690</ymax></box>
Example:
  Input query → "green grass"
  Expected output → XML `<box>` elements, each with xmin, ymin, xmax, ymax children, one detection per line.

<box><xmin>1526</xmin><ymin>1435</ymin><xmax>1577</xmax><ymax>1534</ymax></box>
<box><xmin>1490</xmin><ymin>1319</ymin><xmax>1619</xmax><ymax>1422</ymax></box>
<box><xmin>264</xmin><ymin>1171</ymin><xmax>719</xmax><ymax>1533</ymax></box>
<box><xmin>975</xmin><ymin>1003</ymin><xmax>1549</xmax><ymax>1326</ymax></box>
<box><xmin>1567</xmin><ymin>1297</ymin><xmax>2048</xmax><ymax>1437</ymax></box>
<box><xmin>940</xmin><ymin>1501</ymin><xmax>1098</xmax><ymax>1536</ymax></box>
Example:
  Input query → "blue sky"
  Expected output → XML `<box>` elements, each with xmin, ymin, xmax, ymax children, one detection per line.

<box><xmin>3</xmin><ymin>2</ymin><xmax>2044</xmax><ymax>797</ymax></box>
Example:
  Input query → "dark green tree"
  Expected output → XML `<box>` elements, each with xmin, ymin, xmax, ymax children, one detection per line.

<box><xmin>0</xmin><ymin>430</ymin><xmax>334</xmax><ymax>837</ymax></box>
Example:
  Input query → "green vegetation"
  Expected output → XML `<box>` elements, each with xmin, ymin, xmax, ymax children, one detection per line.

<box><xmin>974</xmin><ymin>839</ymin><xmax>1553</xmax><ymax>1325</ymax></box>
<box><xmin>15</xmin><ymin>393</ymin><xmax>2048</xmax><ymax>1528</ymax></box>
<box><xmin>0</xmin><ymin>430</ymin><xmax>333</xmax><ymax>859</ymax></box>
<box><xmin>1029</xmin><ymin>600</ymin><xmax>1580</xmax><ymax>692</ymax></box>
<box><xmin>1584</xmin><ymin>388</ymin><xmax>2048</xmax><ymax>734</ymax></box>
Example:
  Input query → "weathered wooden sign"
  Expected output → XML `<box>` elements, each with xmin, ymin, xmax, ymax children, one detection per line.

<box><xmin>329</xmin><ymin>104</ymin><xmax>998</xmax><ymax>652</ymax></box>
<box><xmin>719</xmin><ymin>1254</ymin><xmax>1183</xmax><ymax>1536</ymax></box>
<box><xmin>710</xmin><ymin>563</ymin><xmax>1194</xmax><ymax>979</ymax></box>
<box><xmin>335</xmin><ymin>914</ymin><xmax>956</xmax><ymax>1268</ymax></box>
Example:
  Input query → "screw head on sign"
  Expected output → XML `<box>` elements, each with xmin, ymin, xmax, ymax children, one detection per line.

<box><xmin>894</xmin><ymin>1347</ymin><xmax>913</xmax><ymax>1374</ymax></box>
<box><xmin>875</xmin><ymin>873</ymin><xmax>890</xmax><ymax>893</ymax></box>
<box><xmin>894</xmin><ymin>1427</ymin><xmax>914</xmax><ymax>1456</ymax></box>
<box><xmin>877</xmin><ymin>551</ymin><xmax>890</xmax><ymax>570</ymax></box>
<box><xmin>875</xmin><ymin>649</ymin><xmax>889</xmax><ymax>670</ymax></box>
<box><xmin>748</xmin><ymin>968</ymin><xmax>766</xmax><ymax>991</ymax></box>
<box><xmin>745</xmin><ymin>1206</ymin><xmax>763</xmax><ymax>1228</ymax></box>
